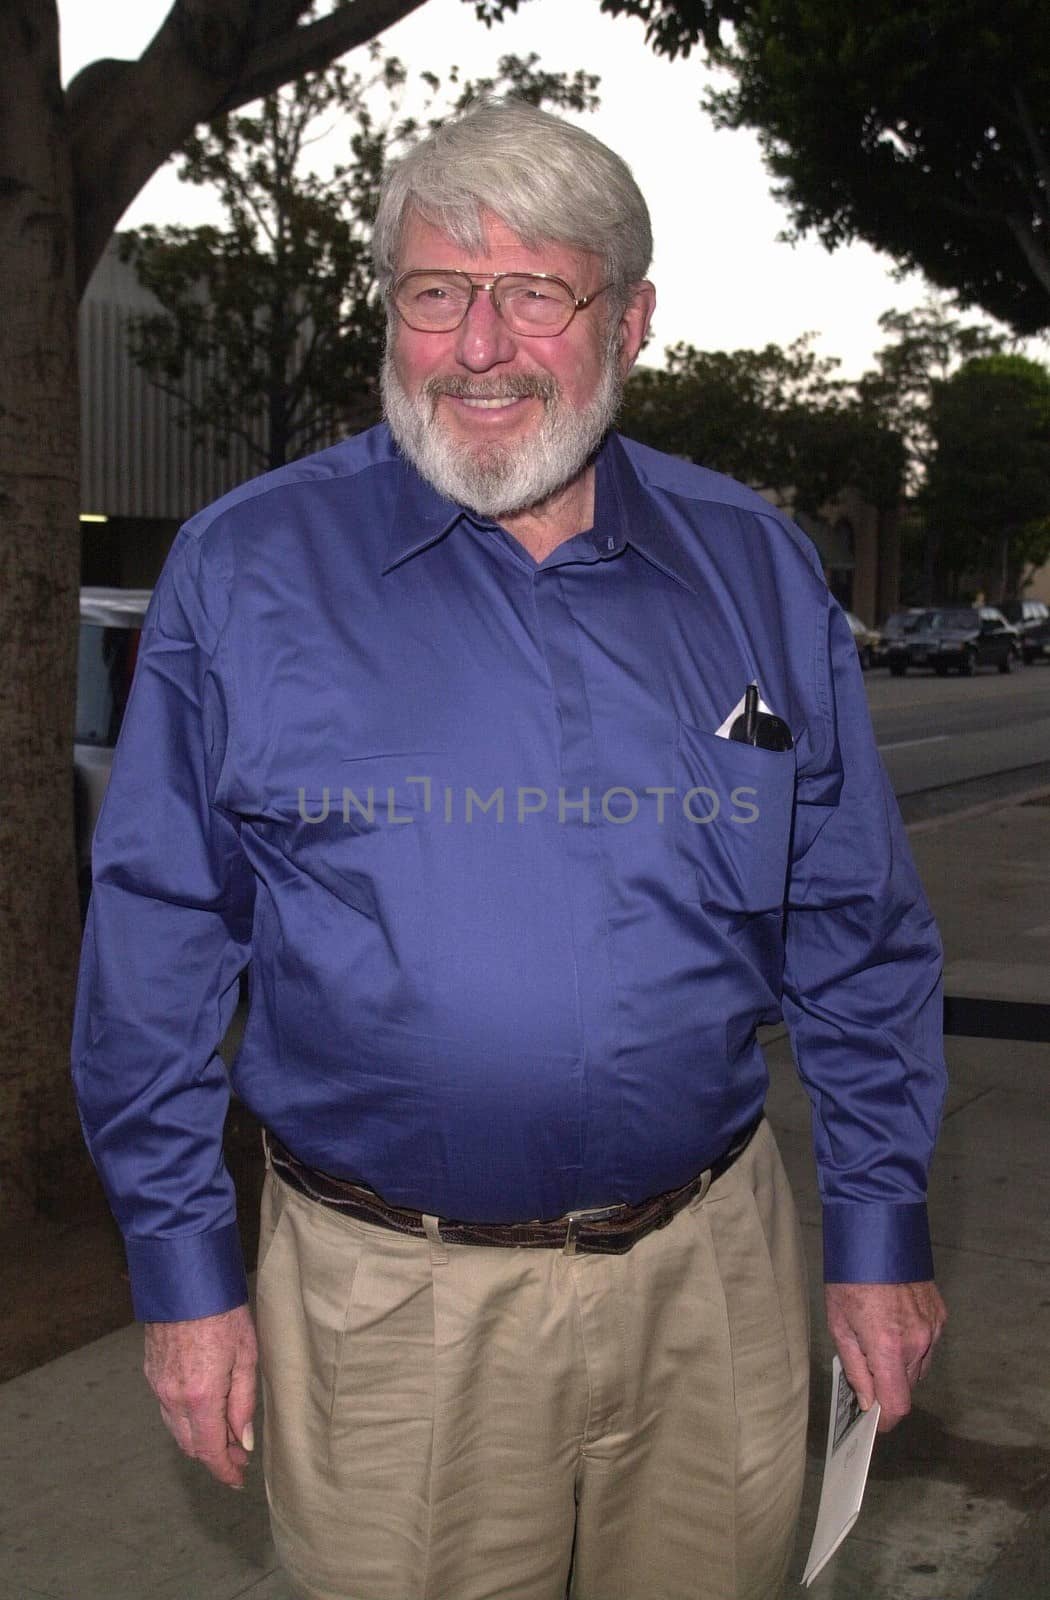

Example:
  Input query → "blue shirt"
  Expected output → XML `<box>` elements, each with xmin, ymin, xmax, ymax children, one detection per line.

<box><xmin>72</xmin><ymin>426</ymin><xmax>946</xmax><ymax>1322</ymax></box>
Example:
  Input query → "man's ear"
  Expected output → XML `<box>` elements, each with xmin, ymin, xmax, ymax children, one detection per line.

<box><xmin>618</xmin><ymin>281</ymin><xmax>656</xmax><ymax>376</ymax></box>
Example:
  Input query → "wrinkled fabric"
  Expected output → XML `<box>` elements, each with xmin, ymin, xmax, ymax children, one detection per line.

<box><xmin>258</xmin><ymin>1119</ymin><xmax>809</xmax><ymax>1600</ymax></box>
<box><xmin>71</xmin><ymin>426</ymin><xmax>946</xmax><ymax>1321</ymax></box>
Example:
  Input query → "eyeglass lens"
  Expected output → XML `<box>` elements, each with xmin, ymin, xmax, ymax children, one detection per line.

<box><xmin>394</xmin><ymin>272</ymin><xmax>577</xmax><ymax>334</ymax></box>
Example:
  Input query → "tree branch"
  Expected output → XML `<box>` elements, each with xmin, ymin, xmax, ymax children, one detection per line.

<box><xmin>1012</xmin><ymin>85</ymin><xmax>1050</xmax><ymax>220</ymax></box>
<box><xmin>284</xmin><ymin>316</ymin><xmax>326</xmax><ymax>406</ymax></box>
<box><xmin>942</xmin><ymin>176</ymin><xmax>1050</xmax><ymax>301</ymax></box>
<box><xmin>220</xmin><ymin>0</ymin><xmax>430</xmax><ymax>112</ymax></box>
<box><xmin>1006</xmin><ymin>215</ymin><xmax>1050</xmax><ymax>298</ymax></box>
<box><xmin>171</xmin><ymin>0</ymin><xmax>257</xmax><ymax>77</ymax></box>
<box><xmin>125</xmin><ymin>364</ymin><xmax>267</xmax><ymax>463</ymax></box>
<box><xmin>68</xmin><ymin>0</ymin><xmax>430</xmax><ymax>294</ymax></box>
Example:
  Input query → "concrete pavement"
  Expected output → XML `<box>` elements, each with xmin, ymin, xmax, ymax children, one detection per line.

<box><xmin>2</xmin><ymin>794</ymin><xmax>1048</xmax><ymax>1599</ymax></box>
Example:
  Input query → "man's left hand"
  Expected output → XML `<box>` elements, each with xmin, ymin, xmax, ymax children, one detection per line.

<box><xmin>824</xmin><ymin>1281</ymin><xmax>947</xmax><ymax>1432</ymax></box>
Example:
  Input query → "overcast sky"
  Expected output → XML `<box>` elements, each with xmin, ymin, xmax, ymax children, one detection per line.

<box><xmin>58</xmin><ymin>0</ymin><xmax>1023</xmax><ymax>379</ymax></box>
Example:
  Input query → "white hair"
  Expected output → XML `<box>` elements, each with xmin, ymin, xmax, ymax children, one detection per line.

<box><xmin>372</xmin><ymin>98</ymin><xmax>653</xmax><ymax>295</ymax></box>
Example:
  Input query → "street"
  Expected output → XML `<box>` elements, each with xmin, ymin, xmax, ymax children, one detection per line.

<box><xmin>866</xmin><ymin>661</ymin><xmax>1050</xmax><ymax>811</ymax></box>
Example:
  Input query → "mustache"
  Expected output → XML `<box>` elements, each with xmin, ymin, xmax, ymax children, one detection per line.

<box><xmin>423</xmin><ymin>374</ymin><xmax>559</xmax><ymax>403</ymax></box>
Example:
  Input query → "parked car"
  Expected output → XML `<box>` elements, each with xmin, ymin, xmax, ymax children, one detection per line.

<box><xmin>885</xmin><ymin>605</ymin><xmax>1022</xmax><ymax>677</ymax></box>
<box><xmin>1022</xmin><ymin>611</ymin><xmax>1050</xmax><ymax>663</ymax></box>
<box><xmin>999</xmin><ymin>598</ymin><xmax>1050</xmax><ymax>664</ymax></box>
<box><xmin>844</xmin><ymin>610</ymin><xmax>879</xmax><ymax>669</ymax></box>
<box><xmin>870</xmin><ymin>607</ymin><xmax>925</xmax><ymax>667</ymax></box>
<box><xmin>74</xmin><ymin>587</ymin><xmax>152</xmax><ymax>915</ymax></box>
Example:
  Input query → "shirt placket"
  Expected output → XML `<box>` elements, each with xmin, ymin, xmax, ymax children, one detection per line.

<box><xmin>531</xmin><ymin>554</ymin><xmax>624</xmax><ymax>1204</ymax></box>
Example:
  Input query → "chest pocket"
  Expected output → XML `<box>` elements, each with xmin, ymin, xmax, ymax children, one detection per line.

<box><xmin>674</xmin><ymin>718</ymin><xmax>796</xmax><ymax>914</ymax></box>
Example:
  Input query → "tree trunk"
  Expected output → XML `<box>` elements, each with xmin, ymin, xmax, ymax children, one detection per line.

<box><xmin>875</xmin><ymin>504</ymin><xmax>901</xmax><ymax>622</ymax></box>
<box><xmin>921</xmin><ymin>513</ymin><xmax>938</xmax><ymax>604</ymax></box>
<box><xmin>0</xmin><ymin>3</ymin><xmax>85</xmax><ymax>1220</ymax></box>
<box><xmin>0</xmin><ymin>0</ymin><xmax>438</xmax><ymax>1228</ymax></box>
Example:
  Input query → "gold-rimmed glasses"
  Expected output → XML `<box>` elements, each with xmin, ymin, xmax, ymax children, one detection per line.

<box><xmin>391</xmin><ymin>270</ymin><xmax>612</xmax><ymax>337</ymax></box>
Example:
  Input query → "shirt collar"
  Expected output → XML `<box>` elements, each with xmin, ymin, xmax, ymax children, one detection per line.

<box><xmin>594</xmin><ymin>434</ymin><xmax>697</xmax><ymax>593</ymax></box>
<box><xmin>382</xmin><ymin>431</ymin><xmax>696</xmax><ymax>594</ymax></box>
<box><xmin>381</xmin><ymin>444</ymin><xmax>466</xmax><ymax>574</ymax></box>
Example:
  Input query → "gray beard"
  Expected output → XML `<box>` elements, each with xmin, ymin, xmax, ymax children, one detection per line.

<box><xmin>381</xmin><ymin>345</ymin><xmax>623</xmax><ymax>520</ymax></box>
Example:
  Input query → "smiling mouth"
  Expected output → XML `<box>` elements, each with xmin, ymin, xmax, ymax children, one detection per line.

<box><xmin>426</xmin><ymin>376</ymin><xmax>557</xmax><ymax>414</ymax></box>
<box><xmin>456</xmin><ymin>395</ymin><xmax>522</xmax><ymax>410</ymax></box>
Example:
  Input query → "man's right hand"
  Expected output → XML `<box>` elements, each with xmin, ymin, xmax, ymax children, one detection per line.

<box><xmin>144</xmin><ymin>1303</ymin><xmax>258</xmax><ymax>1487</ymax></box>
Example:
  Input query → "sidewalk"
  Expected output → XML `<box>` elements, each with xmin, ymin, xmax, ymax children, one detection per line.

<box><xmin>2</xmin><ymin>796</ymin><xmax>1048</xmax><ymax>1600</ymax></box>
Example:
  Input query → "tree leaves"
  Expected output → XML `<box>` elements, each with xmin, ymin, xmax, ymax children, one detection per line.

<box><xmin>594</xmin><ymin>3</ymin><xmax>1050</xmax><ymax>332</ymax></box>
<box><xmin>923</xmin><ymin>354</ymin><xmax>1050</xmax><ymax>592</ymax></box>
<box><xmin>620</xmin><ymin>334</ymin><xmax>906</xmax><ymax>513</ymax></box>
<box><xmin>693</xmin><ymin>1</ymin><xmax>1050</xmax><ymax>334</ymax></box>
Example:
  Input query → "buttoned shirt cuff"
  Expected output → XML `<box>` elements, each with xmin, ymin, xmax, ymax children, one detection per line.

<box><xmin>124</xmin><ymin>1222</ymin><xmax>249</xmax><ymax>1322</ymax></box>
<box><xmin>822</xmin><ymin>1201</ymin><xmax>935</xmax><ymax>1284</ymax></box>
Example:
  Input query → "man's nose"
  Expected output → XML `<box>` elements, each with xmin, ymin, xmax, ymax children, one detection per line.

<box><xmin>453</xmin><ymin>288</ymin><xmax>517</xmax><ymax>371</ymax></box>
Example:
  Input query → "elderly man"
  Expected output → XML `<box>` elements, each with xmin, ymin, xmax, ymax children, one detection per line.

<box><xmin>73</xmin><ymin>99</ymin><xmax>946</xmax><ymax>1600</ymax></box>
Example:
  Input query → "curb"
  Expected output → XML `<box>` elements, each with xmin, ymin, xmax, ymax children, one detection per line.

<box><xmin>904</xmin><ymin>783</ymin><xmax>1050</xmax><ymax>836</ymax></box>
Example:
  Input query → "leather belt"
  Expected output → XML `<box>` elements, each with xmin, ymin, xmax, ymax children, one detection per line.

<box><xmin>265</xmin><ymin>1115</ymin><xmax>762</xmax><ymax>1256</ymax></box>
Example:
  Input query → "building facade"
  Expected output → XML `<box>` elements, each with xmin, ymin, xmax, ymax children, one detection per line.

<box><xmin>80</xmin><ymin>241</ymin><xmax>267</xmax><ymax>586</ymax></box>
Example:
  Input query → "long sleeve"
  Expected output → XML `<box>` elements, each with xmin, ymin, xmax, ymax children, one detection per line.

<box><xmin>71</xmin><ymin>428</ymin><xmax>952</xmax><ymax>1302</ymax></box>
<box><xmin>72</xmin><ymin>525</ymin><xmax>255</xmax><ymax>1322</ymax></box>
<box><xmin>782</xmin><ymin>598</ymin><xmax>947</xmax><ymax>1284</ymax></box>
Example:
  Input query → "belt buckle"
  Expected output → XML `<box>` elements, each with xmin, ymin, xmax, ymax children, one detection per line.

<box><xmin>562</xmin><ymin>1203</ymin><xmax>625</xmax><ymax>1256</ymax></box>
<box><xmin>690</xmin><ymin>1167</ymin><xmax>714</xmax><ymax>1207</ymax></box>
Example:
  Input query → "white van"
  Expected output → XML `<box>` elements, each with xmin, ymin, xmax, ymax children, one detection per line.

<box><xmin>74</xmin><ymin>587</ymin><xmax>152</xmax><ymax>914</ymax></box>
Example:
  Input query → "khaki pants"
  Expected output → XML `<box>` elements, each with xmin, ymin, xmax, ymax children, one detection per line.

<box><xmin>256</xmin><ymin>1119</ymin><xmax>809</xmax><ymax>1600</ymax></box>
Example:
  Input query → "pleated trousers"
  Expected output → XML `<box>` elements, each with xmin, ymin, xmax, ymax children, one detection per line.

<box><xmin>256</xmin><ymin>1117</ymin><xmax>810</xmax><ymax>1600</ymax></box>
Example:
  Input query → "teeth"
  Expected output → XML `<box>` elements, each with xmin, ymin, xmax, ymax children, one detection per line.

<box><xmin>458</xmin><ymin>396</ymin><xmax>519</xmax><ymax>409</ymax></box>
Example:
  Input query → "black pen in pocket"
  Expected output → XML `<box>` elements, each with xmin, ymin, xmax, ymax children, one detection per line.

<box><xmin>729</xmin><ymin>682</ymin><xmax>794</xmax><ymax>751</ymax></box>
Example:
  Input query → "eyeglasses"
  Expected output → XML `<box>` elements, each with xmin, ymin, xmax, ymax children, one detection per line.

<box><xmin>390</xmin><ymin>270</ymin><xmax>612</xmax><ymax>337</ymax></box>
